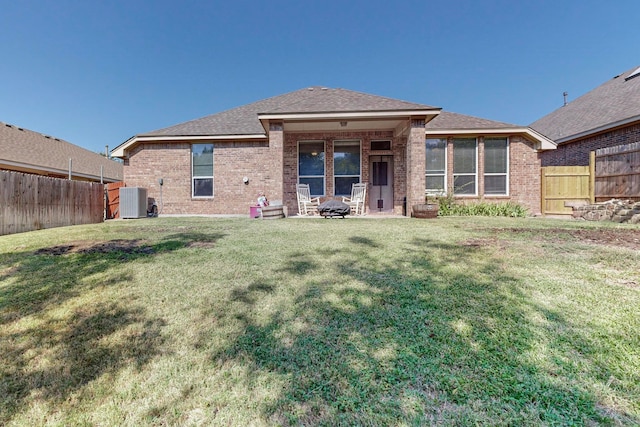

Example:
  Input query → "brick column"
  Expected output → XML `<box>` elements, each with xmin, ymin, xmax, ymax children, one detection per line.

<box><xmin>268</xmin><ymin>122</ymin><xmax>284</xmax><ymax>202</ymax></box>
<box><xmin>406</xmin><ymin>117</ymin><xmax>426</xmax><ymax>215</ymax></box>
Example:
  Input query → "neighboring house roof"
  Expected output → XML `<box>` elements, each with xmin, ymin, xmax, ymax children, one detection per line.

<box><xmin>426</xmin><ymin>111</ymin><xmax>556</xmax><ymax>150</ymax></box>
<box><xmin>530</xmin><ymin>65</ymin><xmax>640</xmax><ymax>143</ymax></box>
<box><xmin>142</xmin><ymin>86</ymin><xmax>439</xmax><ymax>137</ymax></box>
<box><xmin>0</xmin><ymin>122</ymin><xmax>123</xmax><ymax>182</ymax></box>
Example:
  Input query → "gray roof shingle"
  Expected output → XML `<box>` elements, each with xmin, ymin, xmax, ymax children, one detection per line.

<box><xmin>426</xmin><ymin>111</ymin><xmax>518</xmax><ymax>130</ymax></box>
<box><xmin>143</xmin><ymin>87</ymin><xmax>439</xmax><ymax>137</ymax></box>
<box><xmin>530</xmin><ymin>65</ymin><xmax>640</xmax><ymax>142</ymax></box>
<box><xmin>0</xmin><ymin>122</ymin><xmax>123</xmax><ymax>181</ymax></box>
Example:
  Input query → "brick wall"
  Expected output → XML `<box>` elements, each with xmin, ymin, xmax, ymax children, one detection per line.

<box><xmin>124</xmin><ymin>141</ymin><xmax>272</xmax><ymax>215</ymax></box>
<box><xmin>406</xmin><ymin>119</ymin><xmax>427</xmax><ymax>211</ymax></box>
<box><xmin>541</xmin><ymin>122</ymin><xmax>640</xmax><ymax>166</ymax></box>
<box><xmin>508</xmin><ymin>135</ymin><xmax>542</xmax><ymax>215</ymax></box>
<box><xmin>443</xmin><ymin>135</ymin><xmax>542</xmax><ymax>215</ymax></box>
<box><xmin>283</xmin><ymin>130</ymin><xmax>405</xmax><ymax>215</ymax></box>
<box><xmin>123</xmin><ymin>131</ymin><xmax>544</xmax><ymax>216</ymax></box>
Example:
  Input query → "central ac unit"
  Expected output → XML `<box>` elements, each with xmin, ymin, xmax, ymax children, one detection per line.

<box><xmin>119</xmin><ymin>187</ymin><xmax>148</xmax><ymax>218</ymax></box>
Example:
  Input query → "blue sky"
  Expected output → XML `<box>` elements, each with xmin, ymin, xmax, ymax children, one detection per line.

<box><xmin>1</xmin><ymin>0</ymin><xmax>639</xmax><ymax>154</ymax></box>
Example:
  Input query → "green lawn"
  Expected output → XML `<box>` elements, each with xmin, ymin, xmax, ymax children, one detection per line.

<box><xmin>1</xmin><ymin>216</ymin><xmax>639</xmax><ymax>426</ymax></box>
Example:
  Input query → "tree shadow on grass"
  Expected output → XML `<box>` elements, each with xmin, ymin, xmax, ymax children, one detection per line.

<box><xmin>0</xmin><ymin>233</ymin><xmax>225</xmax><ymax>321</ymax></box>
<box><xmin>0</xmin><ymin>232</ymin><xmax>224</xmax><ymax>424</ymax></box>
<box><xmin>1</xmin><ymin>302</ymin><xmax>166</xmax><ymax>423</ymax></box>
<box><xmin>208</xmin><ymin>234</ymin><xmax>636</xmax><ymax>425</ymax></box>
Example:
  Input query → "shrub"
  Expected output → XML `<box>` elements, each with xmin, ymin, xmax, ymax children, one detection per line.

<box><xmin>432</xmin><ymin>194</ymin><xmax>528</xmax><ymax>217</ymax></box>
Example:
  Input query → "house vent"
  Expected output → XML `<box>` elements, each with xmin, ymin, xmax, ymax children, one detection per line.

<box><xmin>119</xmin><ymin>187</ymin><xmax>148</xmax><ymax>218</ymax></box>
<box><xmin>625</xmin><ymin>66</ymin><xmax>640</xmax><ymax>81</ymax></box>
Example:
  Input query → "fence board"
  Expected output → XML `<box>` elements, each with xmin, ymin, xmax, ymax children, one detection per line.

<box><xmin>595</xmin><ymin>141</ymin><xmax>640</xmax><ymax>201</ymax></box>
<box><xmin>106</xmin><ymin>182</ymin><xmax>125</xmax><ymax>219</ymax></box>
<box><xmin>0</xmin><ymin>171</ymin><xmax>104</xmax><ymax>236</ymax></box>
<box><xmin>541</xmin><ymin>166</ymin><xmax>592</xmax><ymax>216</ymax></box>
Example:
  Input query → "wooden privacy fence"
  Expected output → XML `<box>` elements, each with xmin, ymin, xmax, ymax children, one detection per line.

<box><xmin>0</xmin><ymin>171</ymin><xmax>104</xmax><ymax>236</ymax></box>
<box><xmin>541</xmin><ymin>141</ymin><xmax>640</xmax><ymax>215</ymax></box>
<box><xmin>594</xmin><ymin>141</ymin><xmax>640</xmax><ymax>202</ymax></box>
<box><xmin>106</xmin><ymin>181</ymin><xmax>125</xmax><ymax>219</ymax></box>
<box><xmin>541</xmin><ymin>165</ymin><xmax>593</xmax><ymax>216</ymax></box>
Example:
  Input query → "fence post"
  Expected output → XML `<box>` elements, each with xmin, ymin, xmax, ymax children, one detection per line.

<box><xmin>589</xmin><ymin>151</ymin><xmax>595</xmax><ymax>204</ymax></box>
<box><xmin>540</xmin><ymin>167</ymin><xmax>546</xmax><ymax>215</ymax></box>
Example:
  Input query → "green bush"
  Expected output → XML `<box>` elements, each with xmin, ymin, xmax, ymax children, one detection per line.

<box><xmin>434</xmin><ymin>195</ymin><xmax>528</xmax><ymax>217</ymax></box>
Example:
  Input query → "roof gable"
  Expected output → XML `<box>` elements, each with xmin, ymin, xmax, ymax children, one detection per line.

<box><xmin>143</xmin><ymin>87</ymin><xmax>438</xmax><ymax>137</ymax></box>
<box><xmin>530</xmin><ymin>65</ymin><xmax>640</xmax><ymax>142</ymax></box>
<box><xmin>425</xmin><ymin>111</ymin><xmax>517</xmax><ymax>130</ymax></box>
<box><xmin>425</xmin><ymin>111</ymin><xmax>555</xmax><ymax>150</ymax></box>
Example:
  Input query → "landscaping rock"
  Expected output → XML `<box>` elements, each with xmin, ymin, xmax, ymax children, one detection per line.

<box><xmin>572</xmin><ymin>199</ymin><xmax>640</xmax><ymax>223</ymax></box>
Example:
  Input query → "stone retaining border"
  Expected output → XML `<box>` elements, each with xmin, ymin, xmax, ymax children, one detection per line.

<box><xmin>571</xmin><ymin>199</ymin><xmax>640</xmax><ymax>223</ymax></box>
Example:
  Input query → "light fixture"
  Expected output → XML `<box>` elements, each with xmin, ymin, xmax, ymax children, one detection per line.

<box><xmin>243</xmin><ymin>176</ymin><xmax>249</xmax><ymax>184</ymax></box>
<box><xmin>340</xmin><ymin>121</ymin><xmax>348</xmax><ymax>127</ymax></box>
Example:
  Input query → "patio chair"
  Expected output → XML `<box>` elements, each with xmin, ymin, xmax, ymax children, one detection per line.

<box><xmin>342</xmin><ymin>183</ymin><xmax>367</xmax><ymax>215</ymax></box>
<box><xmin>296</xmin><ymin>183</ymin><xmax>320</xmax><ymax>215</ymax></box>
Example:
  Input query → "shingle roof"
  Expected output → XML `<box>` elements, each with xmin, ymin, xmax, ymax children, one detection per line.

<box><xmin>0</xmin><ymin>122</ymin><xmax>123</xmax><ymax>182</ymax></box>
<box><xmin>425</xmin><ymin>111</ymin><xmax>518</xmax><ymax>130</ymax></box>
<box><xmin>530</xmin><ymin>65</ymin><xmax>640</xmax><ymax>142</ymax></box>
<box><xmin>143</xmin><ymin>87</ymin><xmax>438</xmax><ymax>137</ymax></box>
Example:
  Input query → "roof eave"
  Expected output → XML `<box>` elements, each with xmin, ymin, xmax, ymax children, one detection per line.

<box><xmin>111</xmin><ymin>133</ymin><xmax>267</xmax><ymax>158</ymax></box>
<box><xmin>258</xmin><ymin>109</ymin><xmax>441</xmax><ymax>134</ymax></box>
<box><xmin>0</xmin><ymin>159</ymin><xmax>122</xmax><ymax>182</ymax></box>
<box><xmin>425</xmin><ymin>127</ymin><xmax>557</xmax><ymax>151</ymax></box>
<box><xmin>258</xmin><ymin>109</ymin><xmax>441</xmax><ymax>121</ymax></box>
<box><xmin>553</xmin><ymin>114</ymin><xmax>640</xmax><ymax>144</ymax></box>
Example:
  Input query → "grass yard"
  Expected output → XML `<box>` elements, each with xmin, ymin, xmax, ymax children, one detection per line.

<box><xmin>1</xmin><ymin>216</ymin><xmax>639</xmax><ymax>426</ymax></box>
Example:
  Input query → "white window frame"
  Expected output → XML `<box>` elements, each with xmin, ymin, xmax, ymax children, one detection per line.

<box><xmin>483</xmin><ymin>137</ymin><xmax>510</xmax><ymax>196</ymax></box>
<box><xmin>452</xmin><ymin>137</ymin><xmax>478</xmax><ymax>196</ymax></box>
<box><xmin>333</xmin><ymin>140</ymin><xmax>362</xmax><ymax>196</ymax></box>
<box><xmin>298</xmin><ymin>140</ymin><xmax>326</xmax><ymax>197</ymax></box>
<box><xmin>192</xmin><ymin>143</ymin><xmax>214</xmax><ymax>198</ymax></box>
<box><xmin>425</xmin><ymin>138</ymin><xmax>447</xmax><ymax>196</ymax></box>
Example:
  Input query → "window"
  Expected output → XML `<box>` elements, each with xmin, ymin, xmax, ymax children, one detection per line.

<box><xmin>484</xmin><ymin>137</ymin><xmax>508</xmax><ymax>195</ymax></box>
<box><xmin>298</xmin><ymin>141</ymin><xmax>325</xmax><ymax>196</ymax></box>
<box><xmin>333</xmin><ymin>140</ymin><xmax>361</xmax><ymax>196</ymax></box>
<box><xmin>453</xmin><ymin>138</ymin><xmax>477</xmax><ymax>195</ymax></box>
<box><xmin>192</xmin><ymin>144</ymin><xmax>214</xmax><ymax>197</ymax></box>
<box><xmin>371</xmin><ymin>140</ymin><xmax>391</xmax><ymax>151</ymax></box>
<box><xmin>425</xmin><ymin>138</ymin><xmax>447</xmax><ymax>194</ymax></box>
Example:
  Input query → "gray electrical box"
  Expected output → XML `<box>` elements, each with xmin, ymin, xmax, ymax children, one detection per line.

<box><xmin>119</xmin><ymin>187</ymin><xmax>148</xmax><ymax>218</ymax></box>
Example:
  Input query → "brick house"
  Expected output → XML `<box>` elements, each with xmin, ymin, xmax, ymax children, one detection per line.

<box><xmin>532</xmin><ymin>65</ymin><xmax>640</xmax><ymax>167</ymax></box>
<box><xmin>112</xmin><ymin>87</ymin><xmax>555</xmax><ymax>216</ymax></box>
<box><xmin>1</xmin><ymin>121</ymin><xmax>123</xmax><ymax>182</ymax></box>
